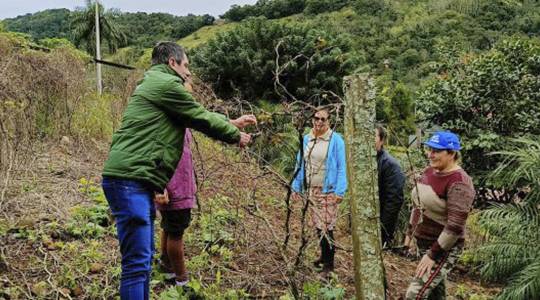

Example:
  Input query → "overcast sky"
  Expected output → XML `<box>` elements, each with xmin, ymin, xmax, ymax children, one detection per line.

<box><xmin>0</xmin><ymin>0</ymin><xmax>258</xmax><ymax>20</ymax></box>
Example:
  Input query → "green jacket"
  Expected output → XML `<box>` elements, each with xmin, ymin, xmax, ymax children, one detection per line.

<box><xmin>102</xmin><ymin>64</ymin><xmax>240</xmax><ymax>190</ymax></box>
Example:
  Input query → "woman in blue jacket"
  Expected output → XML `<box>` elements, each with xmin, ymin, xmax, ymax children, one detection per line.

<box><xmin>292</xmin><ymin>107</ymin><xmax>347</xmax><ymax>273</ymax></box>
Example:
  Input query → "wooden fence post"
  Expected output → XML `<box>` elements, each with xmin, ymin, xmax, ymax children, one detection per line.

<box><xmin>343</xmin><ymin>74</ymin><xmax>386</xmax><ymax>300</ymax></box>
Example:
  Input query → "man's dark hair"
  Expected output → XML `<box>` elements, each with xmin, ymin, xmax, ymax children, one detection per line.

<box><xmin>151</xmin><ymin>42</ymin><xmax>185</xmax><ymax>66</ymax></box>
<box><xmin>376</xmin><ymin>124</ymin><xmax>387</xmax><ymax>141</ymax></box>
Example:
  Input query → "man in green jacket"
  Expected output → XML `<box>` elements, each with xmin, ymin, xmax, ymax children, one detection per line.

<box><xmin>101</xmin><ymin>41</ymin><xmax>255</xmax><ymax>300</ymax></box>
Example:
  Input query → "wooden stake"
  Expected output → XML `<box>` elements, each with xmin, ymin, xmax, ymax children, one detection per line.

<box><xmin>343</xmin><ymin>74</ymin><xmax>386</xmax><ymax>300</ymax></box>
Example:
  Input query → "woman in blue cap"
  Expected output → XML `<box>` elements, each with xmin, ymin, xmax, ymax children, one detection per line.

<box><xmin>404</xmin><ymin>131</ymin><xmax>475</xmax><ymax>299</ymax></box>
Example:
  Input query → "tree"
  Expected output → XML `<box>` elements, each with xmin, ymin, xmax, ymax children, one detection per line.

<box><xmin>221</xmin><ymin>0</ymin><xmax>306</xmax><ymax>21</ymax></box>
<box><xmin>71</xmin><ymin>0</ymin><xmax>127</xmax><ymax>55</ymax></box>
<box><xmin>191</xmin><ymin>19</ymin><xmax>360</xmax><ymax>103</ymax></box>
<box><xmin>304</xmin><ymin>0</ymin><xmax>350</xmax><ymax>15</ymax></box>
<box><xmin>2</xmin><ymin>9</ymin><xmax>72</xmax><ymax>40</ymax></box>
<box><xmin>417</xmin><ymin>37</ymin><xmax>540</xmax><ymax>191</ymax></box>
<box><xmin>382</xmin><ymin>82</ymin><xmax>415</xmax><ymax>144</ymax></box>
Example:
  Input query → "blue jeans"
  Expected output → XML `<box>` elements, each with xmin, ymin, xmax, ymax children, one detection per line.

<box><xmin>102</xmin><ymin>177</ymin><xmax>156</xmax><ymax>300</ymax></box>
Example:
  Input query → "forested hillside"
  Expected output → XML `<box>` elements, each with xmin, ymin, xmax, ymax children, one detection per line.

<box><xmin>2</xmin><ymin>6</ymin><xmax>215</xmax><ymax>49</ymax></box>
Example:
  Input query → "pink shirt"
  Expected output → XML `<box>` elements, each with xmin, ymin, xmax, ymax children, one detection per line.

<box><xmin>157</xmin><ymin>129</ymin><xmax>196</xmax><ymax>211</ymax></box>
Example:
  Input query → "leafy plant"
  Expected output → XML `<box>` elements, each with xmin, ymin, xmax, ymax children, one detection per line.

<box><xmin>192</xmin><ymin>18</ymin><xmax>359</xmax><ymax>103</ymax></box>
<box><xmin>300</xmin><ymin>274</ymin><xmax>345</xmax><ymax>299</ymax></box>
<box><xmin>471</xmin><ymin>137</ymin><xmax>540</xmax><ymax>299</ymax></box>
<box><xmin>159</xmin><ymin>274</ymin><xmax>249</xmax><ymax>299</ymax></box>
<box><xmin>65</xmin><ymin>178</ymin><xmax>113</xmax><ymax>238</ymax></box>
<box><xmin>417</xmin><ymin>37</ymin><xmax>540</xmax><ymax>192</ymax></box>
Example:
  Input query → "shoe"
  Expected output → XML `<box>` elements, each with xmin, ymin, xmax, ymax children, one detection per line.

<box><xmin>156</xmin><ymin>260</ymin><xmax>176</xmax><ymax>280</ymax></box>
<box><xmin>322</xmin><ymin>264</ymin><xmax>334</xmax><ymax>272</ymax></box>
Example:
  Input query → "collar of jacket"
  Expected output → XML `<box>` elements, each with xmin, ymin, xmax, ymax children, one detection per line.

<box><xmin>148</xmin><ymin>64</ymin><xmax>185</xmax><ymax>83</ymax></box>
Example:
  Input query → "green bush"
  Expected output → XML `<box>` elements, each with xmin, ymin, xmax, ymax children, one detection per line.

<box><xmin>192</xmin><ymin>19</ymin><xmax>359</xmax><ymax>103</ymax></box>
<box><xmin>417</xmin><ymin>37</ymin><xmax>540</xmax><ymax>186</ymax></box>
<box><xmin>304</xmin><ymin>0</ymin><xmax>350</xmax><ymax>15</ymax></box>
<box><xmin>221</xmin><ymin>0</ymin><xmax>306</xmax><ymax>21</ymax></box>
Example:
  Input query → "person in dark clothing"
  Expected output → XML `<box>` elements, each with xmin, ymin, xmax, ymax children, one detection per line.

<box><xmin>375</xmin><ymin>125</ymin><xmax>406</xmax><ymax>247</ymax></box>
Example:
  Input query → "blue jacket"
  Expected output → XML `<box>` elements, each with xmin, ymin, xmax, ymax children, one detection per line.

<box><xmin>291</xmin><ymin>131</ymin><xmax>347</xmax><ymax>197</ymax></box>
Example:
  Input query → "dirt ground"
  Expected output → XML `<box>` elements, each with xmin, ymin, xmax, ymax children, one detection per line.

<box><xmin>0</xmin><ymin>138</ymin><xmax>500</xmax><ymax>299</ymax></box>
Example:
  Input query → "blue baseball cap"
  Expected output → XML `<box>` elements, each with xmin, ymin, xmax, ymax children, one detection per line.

<box><xmin>424</xmin><ymin>131</ymin><xmax>461</xmax><ymax>151</ymax></box>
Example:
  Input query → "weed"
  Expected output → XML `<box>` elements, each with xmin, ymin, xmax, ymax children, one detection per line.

<box><xmin>64</xmin><ymin>178</ymin><xmax>113</xmax><ymax>238</ymax></box>
<box><xmin>187</xmin><ymin>252</ymin><xmax>211</xmax><ymax>273</ymax></box>
<box><xmin>159</xmin><ymin>275</ymin><xmax>249</xmax><ymax>300</ymax></box>
<box><xmin>301</xmin><ymin>274</ymin><xmax>345</xmax><ymax>299</ymax></box>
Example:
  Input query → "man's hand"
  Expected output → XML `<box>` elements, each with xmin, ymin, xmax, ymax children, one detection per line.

<box><xmin>415</xmin><ymin>254</ymin><xmax>435</xmax><ymax>278</ymax></box>
<box><xmin>231</xmin><ymin>115</ymin><xmax>257</xmax><ymax>129</ymax></box>
<box><xmin>238</xmin><ymin>132</ymin><xmax>252</xmax><ymax>148</ymax></box>
<box><xmin>154</xmin><ymin>189</ymin><xmax>169</xmax><ymax>205</ymax></box>
<box><xmin>291</xmin><ymin>192</ymin><xmax>301</xmax><ymax>201</ymax></box>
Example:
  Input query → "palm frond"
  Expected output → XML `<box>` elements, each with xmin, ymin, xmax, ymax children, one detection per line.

<box><xmin>474</xmin><ymin>137</ymin><xmax>540</xmax><ymax>299</ymax></box>
<box><xmin>476</xmin><ymin>241</ymin><xmax>536</xmax><ymax>281</ymax></box>
<box><xmin>489</xmin><ymin>137</ymin><xmax>540</xmax><ymax>199</ymax></box>
<box><xmin>479</xmin><ymin>203</ymin><xmax>540</xmax><ymax>237</ymax></box>
<box><xmin>496</xmin><ymin>259</ymin><xmax>540</xmax><ymax>300</ymax></box>
<box><xmin>69</xmin><ymin>1</ymin><xmax>126</xmax><ymax>55</ymax></box>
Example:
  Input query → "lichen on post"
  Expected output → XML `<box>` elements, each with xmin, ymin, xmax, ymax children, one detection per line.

<box><xmin>343</xmin><ymin>74</ymin><xmax>385</xmax><ymax>300</ymax></box>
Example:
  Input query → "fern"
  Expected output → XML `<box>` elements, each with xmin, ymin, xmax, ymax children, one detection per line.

<box><xmin>496</xmin><ymin>259</ymin><xmax>540</xmax><ymax>300</ymax></box>
<box><xmin>472</xmin><ymin>136</ymin><xmax>540</xmax><ymax>299</ymax></box>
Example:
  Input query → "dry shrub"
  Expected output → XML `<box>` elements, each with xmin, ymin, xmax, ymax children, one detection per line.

<box><xmin>0</xmin><ymin>33</ymin><xmax>97</xmax><ymax>208</ymax></box>
<box><xmin>0</xmin><ymin>33</ymin><xmax>87</xmax><ymax>158</ymax></box>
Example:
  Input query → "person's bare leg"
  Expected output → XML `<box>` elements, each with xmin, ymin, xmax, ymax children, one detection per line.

<box><xmin>167</xmin><ymin>236</ymin><xmax>188</xmax><ymax>282</ymax></box>
<box><xmin>160</xmin><ymin>230</ymin><xmax>171</xmax><ymax>269</ymax></box>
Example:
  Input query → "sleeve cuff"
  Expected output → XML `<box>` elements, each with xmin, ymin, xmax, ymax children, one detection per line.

<box><xmin>427</xmin><ymin>241</ymin><xmax>447</xmax><ymax>261</ymax></box>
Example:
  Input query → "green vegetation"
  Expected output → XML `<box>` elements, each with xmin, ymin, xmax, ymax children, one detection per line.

<box><xmin>192</xmin><ymin>18</ymin><xmax>359</xmax><ymax>103</ymax></box>
<box><xmin>2</xmin><ymin>9</ymin><xmax>72</xmax><ymax>40</ymax></box>
<box><xmin>178</xmin><ymin>23</ymin><xmax>239</xmax><ymax>50</ymax></box>
<box><xmin>220</xmin><ymin>0</ymin><xmax>354</xmax><ymax>21</ymax></box>
<box><xmin>471</xmin><ymin>138</ymin><xmax>540</xmax><ymax>299</ymax></box>
<box><xmin>71</xmin><ymin>1</ymin><xmax>127</xmax><ymax>55</ymax></box>
<box><xmin>3</xmin><ymin>0</ymin><xmax>540</xmax><ymax>298</ymax></box>
<box><xmin>221</xmin><ymin>0</ymin><xmax>306</xmax><ymax>21</ymax></box>
<box><xmin>417</xmin><ymin>37</ymin><xmax>540</xmax><ymax>191</ymax></box>
<box><xmin>2</xmin><ymin>4</ymin><xmax>215</xmax><ymax>52</ymax></box>
<box><xmin>117</xmin><ymin>12</ymin><xmax>215</xmax><ymax>48</ymax></box>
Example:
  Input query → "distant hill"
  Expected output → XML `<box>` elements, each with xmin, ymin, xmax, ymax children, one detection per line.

<box><xmin>2</xmin><ymin>9</ymin><xmax>73</xmax><ymax>41</ymax></box>
<box><xmin>2</xmin><ymin>8</ymin><xmax>216</xmax><ymax>48</ymax></box>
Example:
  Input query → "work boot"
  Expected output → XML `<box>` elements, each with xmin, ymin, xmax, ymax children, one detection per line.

<box><xmin>319</xmin><ymin>230</ymin><xmax>335</xmax><ymax>275</ymax></box>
